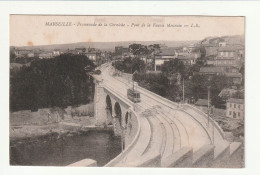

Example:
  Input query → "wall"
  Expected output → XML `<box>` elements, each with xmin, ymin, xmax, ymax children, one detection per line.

<box><xmin>226</xmin><ymin>102</ymin><xmax>244</xmax><ymax>120</ymax></box>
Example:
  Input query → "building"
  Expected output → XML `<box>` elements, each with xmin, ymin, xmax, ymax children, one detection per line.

<box><xmin>14</xmin><ymin>49</ymin><xmax>32</xmax><ymax>56</ymax></box>
<box><xmin>85</xmin><ymin>52</ymin><xmax>98</xmax><ymax>61</ymax></box>
<box><xmin>226</xmin><ymin>98</ymin><xmax>244</xmax><ymax>120</ymax></box>
<box><xmin>199</xmin><ymin>66</ymin><xmax>242</xmax><ymax>84</ymax></box>
<box><xmin>215</xmin><ymin>46</ymin><xmax>242</xmax><ymax>67</ymax></box>
<box><xmin>226</xmin><ymin>72</ymin><xmax>243</xmax><ymax>84</ymax></box>
<box><xmin>178</xmin><ymin>52</ymin><xmax>200</xmax><ymax>65</ymax></box>
<box><xmin>39</xmin><ymin>52</ymin><xmax>53</xmax><ymax>59</ymax></box>
<box><xmin>218</xmin><ymin>42</ymin><xmax>227</xmax><ymax>47</ymax></box>
<box><xmin>75</xmin><ymin>48</ymin><xmax>86</xmax><ymax>54</ymax></box>
<box><xmin>27</xmin><ymin>52</ymin><xmax>35</xmax><ymax>58</ymax></box>
<box><xmin>206</xmin><ymin>55</ymin><xmax>216</xmax><ymax>65</ymax></box>
<box><xmin>204</xmin><ymin>44</ymin><xmax>218</xmax><ymax>57</ymax></box>
<box><xmin>85</xmin><ymin>48</ymin><xmax>101</xmax><ymax>63</ymax></box>
<box><xmin>52</xmin><ymin>49</ymin><xmax>60</xmax><ymax>56</ymax></box>
<box><xmin>14</xmin><ymin>49</ymin><xmax>34</xmax><ymax>58</ymax></box>
<box><xmin>154</xmin><ymin>48</ymin><xmax>176</xmax><ymax>71</ymax></box>
<box><xmin>199</xmin><ymin>66</ymin><xmax>227</xmax><ymax>76</ymax></box>
<box><xmin>218</xmin><ymin>88</ymin><xmax>239</xmax><ymax>99</ymax></box>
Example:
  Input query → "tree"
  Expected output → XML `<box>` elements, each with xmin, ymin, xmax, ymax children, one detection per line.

<box><xmin>133</xmin><ymin>72</ymin><xmax>168</xmax><ymax>97</ymax></box>
<box><xmin>161</xmin><ymin>59</ymin><xmax>186</xmax><ymax>78</ymax></box>
<box><xmin>10</xmin><ymin>54</ymin><xmax>96</xmax><ymax>112</ymax></box>
<box><xmin>114</xmin><ymin>57</ymin><xmax>145</xmax><ymax>74</ymax></box>
<box><xmin>129</xmin><ymin>43</ymin><xmax>149</xmax><ymax>56</ymax></box>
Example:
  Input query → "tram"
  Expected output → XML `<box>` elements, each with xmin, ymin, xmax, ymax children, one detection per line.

<box><xmin>127</xmin><ymin>88</ymin><xmax>141</xmax><ymax>103</ymax></box>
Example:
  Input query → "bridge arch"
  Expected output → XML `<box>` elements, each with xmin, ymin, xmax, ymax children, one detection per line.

<box><xmin>106</xmin><ymin>95</ymin><xmax>113</xmax><ymax>125</ymax></box>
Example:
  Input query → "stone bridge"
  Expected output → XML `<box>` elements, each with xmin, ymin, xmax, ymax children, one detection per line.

<box><xmin>70</xmin><ymin>63</ymin><xmax>243</xmax><ymax>168</ymax></box>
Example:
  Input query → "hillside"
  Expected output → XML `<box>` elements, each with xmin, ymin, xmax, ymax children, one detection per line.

<box><xmin>10</xmin><ymin>40</ymin><xmax>199</xmax><ymax>52</ymax></box>
<box><xmin>201</xmin><ymin>35</ymin><xmax>244</xmax><ymax>46</ymax></box>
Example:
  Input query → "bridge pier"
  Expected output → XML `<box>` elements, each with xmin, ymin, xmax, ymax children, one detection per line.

<box><xmin>93</xmin><ymin>79</ymin><xmax>107</xmax><ymax>126</ymax></box>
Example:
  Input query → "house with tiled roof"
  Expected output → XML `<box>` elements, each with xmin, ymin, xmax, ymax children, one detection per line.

<box><xmin>215</xmin><ymin>46</ymin><xmax>243</xmax><ymax>67</ymax></box>
<box><xmin>218</xmin><ymin>88</ymin><xmax>238</xmax><ymax>99</ymax></box>
<box><xmin>226</xmin><ymin>98</ymin><xmax>244</xmax><ymax>120</ymax></box>
<box><xmin>178</xmin><ymin>52</ymin><xmax>200</xmax><ymax>65</ymax></box>
<box><xmin>154</xmin><ymin>48</ymin><xmax>176</xmax><ymax>71</ymax></box>
<box><xmin>199</xmin><ymin>66</ymin><xmax>227</xmax><ymax>75</ymax></box>
<box><xmin>75</xmin><ymin>48</ymin><xmax>86</xmax><ymax>54</ymax></box>
<box><xmin>199</xmin><ymin>66</ymin><xmax>242</xmax><ymax>84</ymax></box>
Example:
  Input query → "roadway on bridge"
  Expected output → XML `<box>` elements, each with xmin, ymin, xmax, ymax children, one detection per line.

<box><xmin>99</xmin><ymin>63</ymin><xmax>228</xmax><ymax>167</ymax></box>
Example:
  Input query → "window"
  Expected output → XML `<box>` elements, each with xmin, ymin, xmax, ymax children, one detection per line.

<box><xmin>229</xmin><ymin>111</ymin><xmax>232</xmax><ymax>115</ymax></box>
<box><xmin>238</xmin><ymin>105</ymin><xmax>240</xmax><ymax>109</ymax></box>
<box><xmin>234</xmin><ymin>104</ymin><xmax>236</xmax><ymax>108</ymax></box>
<box><xmin>238</xmin><ymin>112</ymin><xmax>240</xmax><ymax>117</ymax></box>
<box><xmin>233</xmin><ymin>112</ymin><xmax>236</xmax><ymax>118</ymax></box>
<box><xmin>230</xmin><ymin>103</ymin><xmax>232</xmax><ymax>108</ymax></box>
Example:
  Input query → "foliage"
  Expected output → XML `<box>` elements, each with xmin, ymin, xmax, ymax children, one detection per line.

<box><xmin>10</xmin><ymin>54</ymin><xmax>95</xmax><ymax>112</ymax></box>
<box><xmin>133</xmin><ymin>71</ymin><xmax>231</xmax><ymax>108</ymax></box>
<box><xmin>129</xmin><ymin>43</ymin><xmax>149</xmax><ymax>56</ymax></box>
<box><xmin>113</xmin><ymin>57</ymin><xmax>145</xmax><ymax>74</ymax></box>
<box><xmin>133</xmin><ymin>72</ymin><xmax>168</xmax><ymax>97</ymax></box>
<box><xmin>11</xmin><ymin>56</ymin><xmax>39</xmax><ymax>64</ymax></box>
<box><xmin>161</xmin><ymin>59</ymin><xmax>187</xmax><ymax>78</ymax></box>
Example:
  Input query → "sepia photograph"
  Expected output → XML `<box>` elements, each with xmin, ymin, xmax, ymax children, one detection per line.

<box><xmin>9</xmin><ymin>15</ymin><xmax>245</xmax><ymax>168</ymax></box>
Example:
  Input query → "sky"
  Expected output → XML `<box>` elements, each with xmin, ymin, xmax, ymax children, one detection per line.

<box><xmin>10</xmin><ymin>15</ymin><xmax>244</xmax><ymax>47</ymax></box>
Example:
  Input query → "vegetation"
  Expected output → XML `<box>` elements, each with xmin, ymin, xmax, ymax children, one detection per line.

<box><xmin>10</xmin><ymin>54</ymin><xmax>96</xmax><ymax>112</ymax></box>
<box><xmin>133</xmin><ymin>61</ymin><xmax>231</xmax><ymax>108</ymax></box>
<box><xmin>129</xmin><ymin>43</ymin><xmax>149</xmax><ymax>56</ymax></box>
<box><xmin>133</xmin><ymin>72</ymin><xmax>168</xmax><ymax>97</ymax></box>
<box><xmin>113</xmin><ymin>57</ymin><xmax>145</xmax><ymax>74</ymax></box>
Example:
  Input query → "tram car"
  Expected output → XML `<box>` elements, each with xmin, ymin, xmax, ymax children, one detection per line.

<box><xmin>127</xmin><ymin>88</ymin><xmax>141</xmax><ymax>103</ymax></box>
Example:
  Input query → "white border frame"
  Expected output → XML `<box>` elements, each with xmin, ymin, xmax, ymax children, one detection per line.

<box><xmin>1</xmin><ymin>1</ymin><xmax>260</xmax><ymax>175</ymax></box>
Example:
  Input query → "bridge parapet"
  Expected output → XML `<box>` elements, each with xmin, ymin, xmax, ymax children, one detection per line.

<box><xmin>183</xmin><ymin>104</ymin><xmax>225</xmax><ymax>139</ymax></box>
<box><xmin>95</xmin><ymin>65</ymin><xmax>243</xmax><ymax>167</ymax></box>
<box><xmin>105</xmin><ymin>108</ymin><xmax>141</xmax><ymax>167</ymax></box>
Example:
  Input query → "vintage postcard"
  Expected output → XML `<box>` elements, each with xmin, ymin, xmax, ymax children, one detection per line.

<box><xmin>9</xmin><ymin>15</ymin><xmax>244</xmax><ymax>168</ymax></box>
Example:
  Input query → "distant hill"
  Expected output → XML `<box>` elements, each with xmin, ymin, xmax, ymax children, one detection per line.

<box><xmin>10</xmin><ymin>35</ymin><xmax>244</xmax><ymax>53</ymax></box>
<box><xmin>201</xmin><ymin>35</ymin><xmax>244</xmax><ymax>46</ymax></box>
<box><xmin>10</xmin><ymin>40</ymin><xmax>199</xmax><ymax>52</ymax></box>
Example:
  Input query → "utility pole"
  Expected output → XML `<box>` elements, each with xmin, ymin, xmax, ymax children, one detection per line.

<box><xmin>183</xmin><ymin>78</ymin><xmax>185</xmax><ymax>104</ymax></box>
